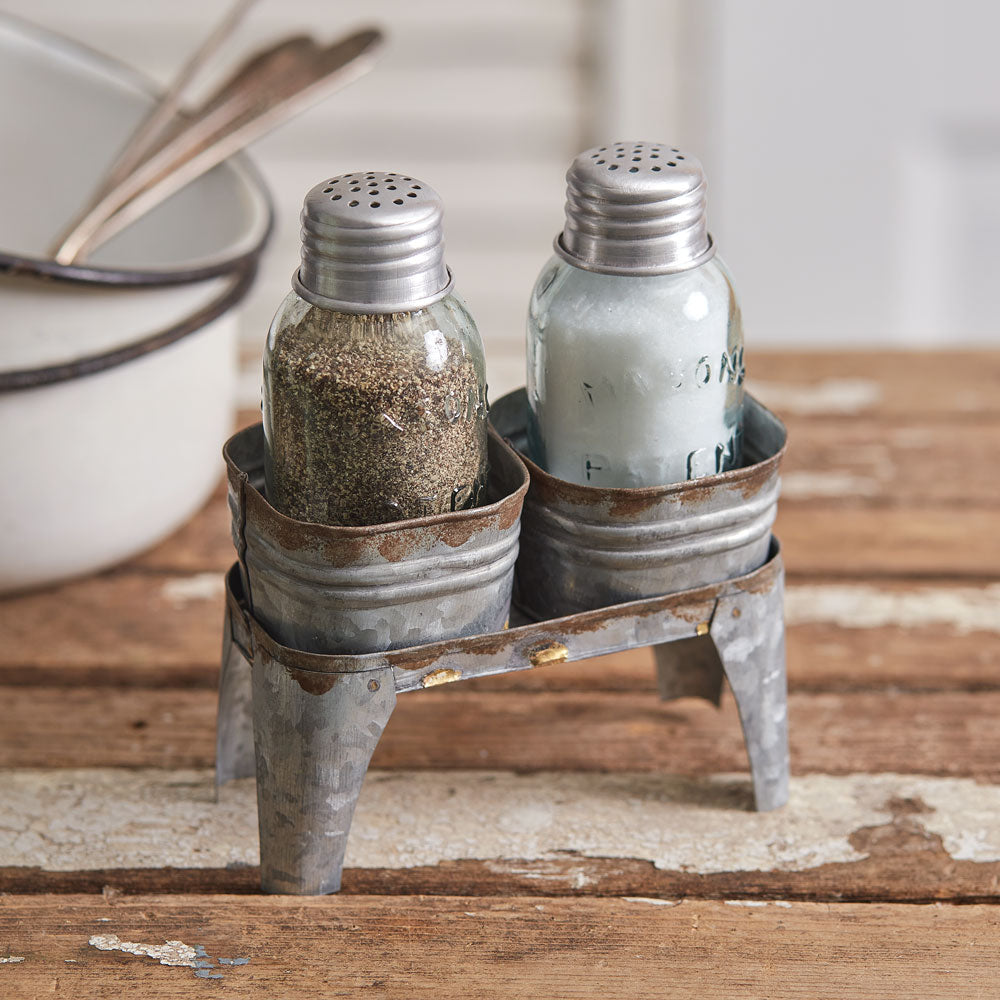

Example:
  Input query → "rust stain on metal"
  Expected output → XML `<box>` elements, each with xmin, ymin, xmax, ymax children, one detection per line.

<box><xmin>528</xmin><ymin>641</ymin><xmax>569</xmax><ymax>667</ymax></box>
<box><xmin>227</xmin><ymin>422</ymin><xmax>528</xmax><ymax>566</ymax></box>
<box><xmin>734</xmin><ymin>555</ymin><xmax>782</xmax><ymax>595</ymax></box>
<box><xmin>517</xmin><ymin>448</ymin><xmax>664</xmax><ymax>518</ymax></box>
<box><xmin>436</xmin><ymin>517</ymin><xmax>480</xmax><ymax>548</ymax></box>
<box><xmin>284</xmin><ymin>666</ymin><xmax>340</xmax><ymax>696</ymax></box>
<box><xmin>376</xmin><ymin>531</ymin><xmax>419</xmax><ymax>563</ymax></box>
<box><xmin>421</xmin><ymin>667</ymin><xmax>463</xmax><ymax>688</ymax></box>
<box><xmin>696</xmin><ymin>622</ymin><xmax>710</xmax><ymax>636</ymax></box>
<box><xmin>367</xmin><ymin>678</ymin><xmax>380</xmax><ymax>692</ymax></box>
<box><xmin>514</xmin><ymin>442</ymin><xmax>780</xmax><ymax>517</ymax></box>
<box><xmin>396</xmin><ymin>623</ymin><xmax>519</xmax><ymax>672</ymax></box>
<box><xmin>497</xmin><ymin>487</ymin><xmax>527</xmax><ymax>530</ymax></box>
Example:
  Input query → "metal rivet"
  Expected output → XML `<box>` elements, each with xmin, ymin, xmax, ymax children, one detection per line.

<box><xmin>422</xmin><ymin>668</ymin><xmax>462</xmax><ymax>688</ymax></box>
<box><xmin>528</xmin><ymin>642</ymin><xmax>569</xmax><ymax>667</ymax></box>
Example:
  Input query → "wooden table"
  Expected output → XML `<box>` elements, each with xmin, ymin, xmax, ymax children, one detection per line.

<box><xmin>2</xmin><ymin>350</ymin><xmax>998</xmax><ymax>997</ymax></box>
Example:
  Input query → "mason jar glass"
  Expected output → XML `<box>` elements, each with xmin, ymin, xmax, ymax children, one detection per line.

<box><xmin>263</xmin><ymin>290</ymin><xmax>488</xmax><ymax>526</ymax></box>
<box><xmin>526</xmin><ymin>254</ymin><xmax>744</xmax><ymax>488</ymax></box>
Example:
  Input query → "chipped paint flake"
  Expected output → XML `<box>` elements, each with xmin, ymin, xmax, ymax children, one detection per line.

<box><xmin>623</xmin><ymin>897</ymin><xmax>679</xmax><ymax>906</ymax></box>
<box><xmin>748</xmin><ymin>377</ymin><xmax>882</xmax><ymax>415</ymax></box>
<box><xmin>161</xmin><ymin>573</ymin><xmax>224</xmax><ymax>606</ymax></box>
<box><xmin>88</xmin><ymin>934</ymin><xmax>197</xmax><ymax>967</ymax></box>
<box><xmin>785</xmin><ymin>584</ymin><xmax>1000</xmax><ymax>634</ymax></box>
<box><xmin>0</xmin><ymin>956</ymin><xmax>26</xmax><ymax>963</ymax></box>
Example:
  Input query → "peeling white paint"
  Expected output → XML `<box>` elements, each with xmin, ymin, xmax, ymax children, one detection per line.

<box><xmin>88</xmin><ymin>935</ymin><xmax>197</xmax><ymax>968</ymax></box>
<box><xmin>2</xmin><ymin>769</ymin><xmax>999</xmax><ymax>876</ymax></box>
<box><xmin>748</xmin><ymin>377</ymin><xmax>882</xmax><ymax>415</ymax></box>
<box><xmin>785</xmin><ymin>584</ymin><xmax>1000</xmax><ymax>634</ymax></box>
<box><xmin>161</xmin><ymin>573</ymin><xmax>225</xmax><ymax>606</ymax></box>
<box><xmin>0</xmin><ymin>956</ymin><xmax>25</xmax><ymax>964</ymax></box>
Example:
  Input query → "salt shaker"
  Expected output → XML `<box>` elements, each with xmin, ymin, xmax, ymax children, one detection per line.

<box><xmin>526</xmin><ymin>142</ymin><xmax>744</xmax><ymax>487</ymax></box>
<box><xmin>263</xmin><ymin>171</ymin><xmax>488</xmax><ymax>526</ymax></box>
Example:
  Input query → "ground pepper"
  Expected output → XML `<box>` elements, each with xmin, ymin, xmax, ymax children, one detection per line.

<box><xmin>263</xmin><ymin>298</ymin><xmax>488</xmax><ymax>526</ymax></box>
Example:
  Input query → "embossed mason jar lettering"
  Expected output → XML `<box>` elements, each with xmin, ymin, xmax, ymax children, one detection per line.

<box><xmin>527</xmin><ymin>142</ymin><xmax>745</xmax><ymax>487</ymax></box>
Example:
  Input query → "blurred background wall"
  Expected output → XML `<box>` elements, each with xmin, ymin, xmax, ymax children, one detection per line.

<box><xmin>6</xmin><ymin>0</ymin><xmax>998</xmax><ymax>400</ymax></box>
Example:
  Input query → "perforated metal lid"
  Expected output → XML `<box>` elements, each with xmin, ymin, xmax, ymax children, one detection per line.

<box><xmin>293</xmin><ymin>171</ymin><xmax>453</xmax><ymax>313</ymax></box>
<box><xmin>555</xmin><ymin>141</ymin><xmax>715</xmax><ymax>276</ymax></box>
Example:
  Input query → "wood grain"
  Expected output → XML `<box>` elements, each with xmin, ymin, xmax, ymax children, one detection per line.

<box><xmin>0</xmin><ymin>895</ymin><xmax>997</xmax><ymax>999</ymax></box>
<box><xmin>776</xmin><ymin>505</ymin><xmax>1000</xmax><ymax>579</ymax></box>
<box><xmin>2</xmin><ymin>685</ymin><xmax>998</xmax><ymax>779</ymax></box>
<box><xmin>749</xmin><ymin>349</ymin><xmax>1000</xmax><ymax>418</ymax></box>
<box><xmin>777</xmin><ymin>419</ymin><xmax>1000</xmax><ymax>504</ymax></box>
<box><xmin>0</xmin><ymin>573</ymin><xmax>222</xmax><ymax>685</ymax></box>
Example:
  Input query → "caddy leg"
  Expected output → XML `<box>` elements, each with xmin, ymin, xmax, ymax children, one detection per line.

<box><xmin>710</xmin><ymin>562</ymin><xmax>789</xmax><ymax>812</ymax></box>
<box><xmin>216</xmin><ymin>596</ymin><xmax>256</xmax><ymax>787</ymax></box>
<box><xmin>252</xmin><ymin>661</ymin><xmax>397</xmax><ymax>894</ymax></box>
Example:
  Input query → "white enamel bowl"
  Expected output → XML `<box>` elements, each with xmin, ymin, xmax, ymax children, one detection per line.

<box><xmin>0</xmin><ymin>15</ymin><xmax>272</xmax><ymax>593</ymax></box>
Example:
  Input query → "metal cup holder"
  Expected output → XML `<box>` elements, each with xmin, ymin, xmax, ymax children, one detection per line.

<box><xmin>217</xmin><ymin>392</ymin><xmax>789</xmax><ymax>895</ymax></box>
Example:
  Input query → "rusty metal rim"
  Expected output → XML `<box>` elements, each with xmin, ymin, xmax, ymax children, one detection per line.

<box><xmin>494</xmin><ymin>391</ymin><xmax>787</xmax><ymax>504</ymax></box>
<box><xmin>227</xmin><ymin>424</ymin><xmax>530</xmax><ymax>540</ymax></box>
<box><xmin>225</xmin><ymin>538</ymin><xmax>783</xmax><ymax>677</ymax></box>
<box><xmin>522</xmin><ymin>477</ymin><xmax>780</xmax><ymax>539</ymax></box>
<box><xmin>244</xmin><ymin>541</ymin><xmax>519</xmax><ymax>608</ymax></box>
<box><xmin>518</xmin><ymin>431</ymin><xmax>786</xmax><ymax>503</ymax></box>
<box><xmin>519</xmin><ymin>511</ymin><xmax>775</xmax><ymax>569</ymax></box>
<box><xmin>0</xmin><ymin>261</ymin><xmax>258</xmax><ymax>393</ymax></box>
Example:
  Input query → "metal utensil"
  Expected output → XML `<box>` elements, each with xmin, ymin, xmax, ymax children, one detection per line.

<box><xmin>97</xmin><ymin>0</ymin><xmax>260</xmax><ymax>200</ymax></box>
<box><xmin>51</xmin><ymin>28</ymin><xmax>384</xmax><ymax>265</ymax></box>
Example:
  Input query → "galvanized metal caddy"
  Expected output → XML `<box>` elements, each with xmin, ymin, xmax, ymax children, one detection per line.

<box><xmin>217</xmin><ymin>390</ymin><xmax>789</xmax><ymax>895</ymax></box>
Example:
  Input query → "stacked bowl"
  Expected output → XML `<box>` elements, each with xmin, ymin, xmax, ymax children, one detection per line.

<box><xmin>0</xmin><ymin>15</ymin><xmax>272</xmax><ymax>593</ymax></box>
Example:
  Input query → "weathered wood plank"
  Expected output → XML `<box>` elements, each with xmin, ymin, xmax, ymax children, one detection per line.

<box><xmin>0</xmin><ymin>572</ymin><xmax>223</xmax><ymax>686</ymax></box>
<box><xmin>2</xmin><ymin>686</ymin><xmax>998</xmax><ymax>779</ymax></box>
<box><xmin>749</xmin><ymin>349</ymin><xmax>1000</xmax><ymax>419</ymax></box>
<box><xmin>778</xmin><ymin>419</ymin><xmax>1000</xmax><ymax>504</ymax></box>
<box><xmin>0</xmin><ymin>896</ymin><xmax>996</xmax><ymax>999</ymax></box>
<box><xmin>2</xmin><ymin>572</ymin><xmax>996</xmax><ymax>692</ymax></box>
<box><xmin>776</xmin><ymin>505</ymin><xmax>1000</xmax><ymax>578</ymax></box>
<box><xmin>2</xmin><ymin>769</ymin><xmax>998</xmax><ymax>904</ymax></box>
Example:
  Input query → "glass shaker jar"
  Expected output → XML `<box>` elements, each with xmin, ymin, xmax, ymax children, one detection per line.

<box><xmin>527</xmin><ymin>142</ymin><xmax>744</xmax><ymax>487</ymax></box>
<box><xmin>263</xmin><ymin>171</ymin><xmax>488</xmax><ymax>526</ymax></box>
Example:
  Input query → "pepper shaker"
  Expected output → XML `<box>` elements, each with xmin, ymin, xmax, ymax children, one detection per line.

<box><xmin>526</xmin><ymin>141</ymin><xmax>744</xmax><ymax>487</ymax></box>
<box><xmin>263</xmin><ymin>171</ymin><xmax>489</xmax><ymax>526</ymax></box>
